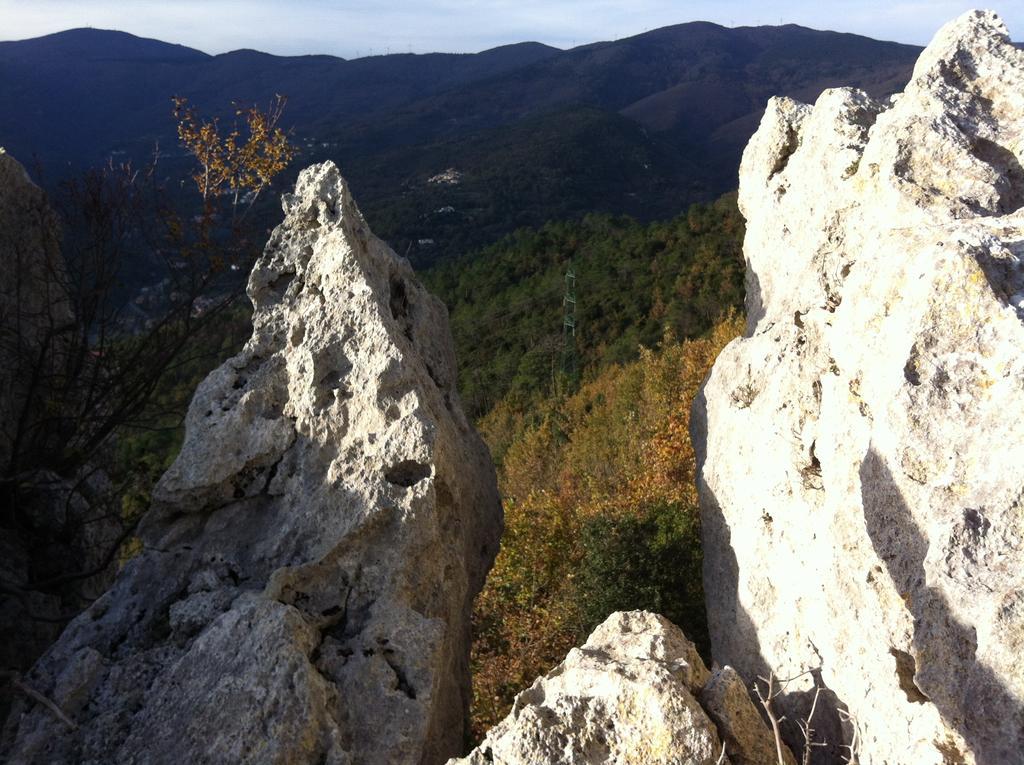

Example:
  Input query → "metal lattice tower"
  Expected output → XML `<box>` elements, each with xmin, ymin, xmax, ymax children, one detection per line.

<box><xmin>561</xmin><ymin>265</ymin><xmax>577</xmax><ymax>377</ymax></box>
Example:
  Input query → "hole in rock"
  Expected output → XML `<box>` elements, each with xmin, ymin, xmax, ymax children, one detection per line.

<box><xmin>268</xmin><ymin>270</ymin><xmax>295</xmax><ymax>296</ymax></box>
<box><xmin>973</xmin><ymin>138</ymin><xmax>1024</xmax><ymax>215</ymax></box>
<box><xmin>315</xmin><ymin>361</ymin><xmax>354</xmax><ymax>407</ymax></box>
<box><xmin>768</xmin><ymin>122</ymin><xmax>800</xmax><ymax>179</ymax></box>
<box><xmin>903</xmin><ymin>345</ymin><xmax>922</xmax><ymax>386</ymax></box>
<box><xmin>389</xmin><ymin>276</ymin><xmax>409</xmax><ymax>321</ymax></box>
<box><xmin>890</xmin><ymin>647</ymin><xmax>929</xmax><ymax>703</ymax></box>
<box><xmin>385</xmin><ymin>460</ymin><xmax>431</xmax><ymax>487</ymax></box>
<box><xmin>389</xmin><ymin>275</ymin><xmax>416</xmax><ymax>342</ymax></box>
<box><xmin>424</xmin><ymin>361</ymin><xmax>444</xmax><ymax>390</ymax></box>
<box><xmin>801</xmin><ymin>441</ymin><xmax>824</xmax><ymax>490</ymax></box>
<box><xmin>384</xmin><ymin>654</ymin><xmax>417</xmax><ymax>700</ymax></box>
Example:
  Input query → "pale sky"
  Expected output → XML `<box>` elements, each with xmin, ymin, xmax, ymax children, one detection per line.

<box><xmin>1</xmin><ymin>0</ymin><xmax>1021</xmax><ymax>57</ymax></box>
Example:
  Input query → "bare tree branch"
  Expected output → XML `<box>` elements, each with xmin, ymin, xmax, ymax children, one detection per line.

<box><xmin>755</xmin><ymin>673</ymin><xmax>788</xmax><ymax>765</ymax></box>
<box><xmin>838</xmin><ymin>708</ymin><xmax>860</xmax><ymax>764</ymax></box>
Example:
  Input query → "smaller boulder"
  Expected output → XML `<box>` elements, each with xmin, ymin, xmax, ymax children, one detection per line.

<box><xmin>700</xmin><ymin>666</ymin><xmax>796</xmax><ymax>765</ymax></box>
<box><xmin>452</xmin><ymin>611</ymin><xmax>793</xmax><ymax>765</ymax></box>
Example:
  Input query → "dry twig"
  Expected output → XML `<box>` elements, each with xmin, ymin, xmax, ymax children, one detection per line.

<box><xmin>754</xmin><ymin>673</ymin><xmax>788</xmax><ymax>765</ymax></box>
<box><xmin>837</xmin><ymin>707</ymin><xmax>860</xmax><ymax>764</ymax></box>
<box><xmin>798</xmin><ymin>685</ymin><xmax>827</xmax><ymax>765</ymax></box>
<box><xmin>754</xmin><ymin>668</ymin><xmax>822</xmax><ymax>765</ymax></box>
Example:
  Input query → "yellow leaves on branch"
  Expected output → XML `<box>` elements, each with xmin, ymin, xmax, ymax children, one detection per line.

<box><xmin>172</xmin><ymin>95</ymin><xmax>296</xmax><ymax>207</ymax></box>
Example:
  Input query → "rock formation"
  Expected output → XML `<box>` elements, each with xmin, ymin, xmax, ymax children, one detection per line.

<box><xmin>0</xmin><ymin>150</ymin><xmax>121</xmax><ymax>729</ymax></box>
<box><xmin>451</xmin><ymin>611</ymin><xmax>791</xmax><ymax>765</ymax></box>
<box><xmin>694</xmin><ymin>10</ymin><xmax>1024</xmax><ymax>765</ymax></box>
<box><xmin>0</xmin><ymin>148</ymin><xmax>67</xmax><ymax>690</ymax></box>
<box><xmin>3</xmin><ymin>161</ymin><xmax>502</xmax><ymax>764</ymax></box>
<box><xmin>0</xmin><ymin>148</ymin><xmax>71</xmax><ymax>470</ymax></box>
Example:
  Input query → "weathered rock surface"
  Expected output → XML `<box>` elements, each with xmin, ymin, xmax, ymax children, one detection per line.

<box><xmin>0</xmin><ymin>148</ymin><xmax>70</xmax><ymax>470</ymax></box>
<box><xmin>3</xmin><ymin>161</ymin><xmax>502</xmax><ymax>764</ymax></box>
<box><xmin>451</xmin><ymin>611</ymin><xmax>789</xmax><ymax>765</ymax></box>
<box><xmin>694</xmin><ymin>10</ymin><xmax>1024</xmax><ymax>765</ymax></box>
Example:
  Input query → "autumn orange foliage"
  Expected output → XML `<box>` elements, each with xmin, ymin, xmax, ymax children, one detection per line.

<box><xmin>173</xmin><ymin>95</ymin><xmax>295</xmax><ymax>213</ymax></box>
<box><xmin>470</xmin><ymin>312</ymin><xmax>743</xmax><ymax>739</ymax></box>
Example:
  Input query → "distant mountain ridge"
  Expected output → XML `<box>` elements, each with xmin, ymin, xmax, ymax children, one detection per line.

<box><xmin>0</xmin><ymin>29</ymin><xmax>560</xmax><ymax>171</ymax></box>
<box><xmin>0</xmin><ymin>23</ymin><xmax>922</xmax><ymax>264</ymax></box>
<box><xmin>0</xmin><ymin>28</ymin><xmax>208</xmax><ymax>62</ymax></box>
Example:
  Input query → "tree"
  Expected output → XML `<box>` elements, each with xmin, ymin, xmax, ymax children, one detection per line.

<box><xmin>173</xmin><ymin>95</ymin><xmax>295</xmax><ymax>216</ymax></box>
<box><xmin>0</xmin><ymin>97</ymin><xmax>297</xmax><ymax>679</ymax></box>
<box><xmin>5</xmin><ymin>97</ymin><xmax>296</xmax><ymax>483</ymax></box>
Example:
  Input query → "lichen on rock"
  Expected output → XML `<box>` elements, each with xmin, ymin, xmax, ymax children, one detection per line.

<box><xmin>3</xmin><ymin>161</ymin><xmax>502</xmax><ymax>764</ymax></box>
<box><xmin>694</xmin><ymin>10</ymin><xmax>1024</xmax><ymax>765</ymax></box>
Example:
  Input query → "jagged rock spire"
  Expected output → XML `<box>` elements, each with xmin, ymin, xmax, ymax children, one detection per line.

<box><xmin>4</xmin><ymin>162</ymin><xmax>502</xmax><ymax>764</ymax></box>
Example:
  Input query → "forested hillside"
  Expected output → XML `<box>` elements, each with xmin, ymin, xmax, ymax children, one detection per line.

<box><xmin>1</xmin><ymin>23</ymin><xmax>918</xmax><ymax>271</ymax></box>
<box><xmin>468</xmin><ymin>313</ymin><xmax>742</xmax><ymax>737</ymax></box>
<box><xmin>424</xmin><ymin>194</ymin><xmax>744</xmax><ymax>416</ymax></box>
<box><xmin>343</xmin><ymin>105</ymin><xmax>709</xmax><ymax>263</ymax></box>
<box><xmin>417</xmin><ymin>197</ymin><xmax>748</xmax><ymax>737</ymax></box>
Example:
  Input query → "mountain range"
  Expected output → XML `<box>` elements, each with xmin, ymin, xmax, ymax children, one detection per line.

<box><xmin>1</xmin><ymin>24</ymin><xmax>922</xmax><ymax>264</ymax></box>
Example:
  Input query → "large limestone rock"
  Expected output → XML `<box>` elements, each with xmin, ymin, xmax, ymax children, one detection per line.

<box><xmin>0</xmin><ymin>148</ymin><xmax>71</xmax><ymax>470</ymax></box>
<box><xmin>3</xmin><ymin>161</ymin><xmax>502</xmax><ymax>764</ymax></box>
<box><xmin>694</xmin><ymin>10</ymin><xmax>1024</xmax><ymax>765</ymax></box>
<box><xmin>451</xmin><ymin>611</ymin><xmax>790</xmax><ymax>765</ymax></box>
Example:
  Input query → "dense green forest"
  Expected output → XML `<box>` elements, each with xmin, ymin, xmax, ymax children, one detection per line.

<box><xmin>345</xmin><ymin>105</ymin><xmax>712</xmax><ymax>266</ymax></box>
<box><xmin>423</xmin><ymin>193</ymin><xmax>744</xmax><ymax>416</ymax></box>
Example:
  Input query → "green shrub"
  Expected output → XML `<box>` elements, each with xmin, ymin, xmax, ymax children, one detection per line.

<box><xmin>577</xmin><ymin>500</ymin><xmax>709</xmax><ymax>658</ymax></box>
